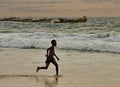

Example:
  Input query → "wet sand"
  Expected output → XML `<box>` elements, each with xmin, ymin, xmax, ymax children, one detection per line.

<box><xmin>0</xmin><ymin>48</ymin><xmax>120</xmax><ymax>87</ymax></box>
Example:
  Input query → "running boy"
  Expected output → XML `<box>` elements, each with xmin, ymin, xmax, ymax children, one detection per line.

<box><xmin>36</xmin><ymin>40</ymin><xmax>60</xmax><ymax>76</ymax></box>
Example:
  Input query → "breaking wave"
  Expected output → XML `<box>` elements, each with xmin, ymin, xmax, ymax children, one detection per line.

<box><xmin>0</xmin><ymin>32</ymin><xmax>120</xmax><ymax>53</ymax></box>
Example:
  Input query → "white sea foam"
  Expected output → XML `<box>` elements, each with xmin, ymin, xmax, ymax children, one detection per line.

<box><xmin>0</xmin><ymin>32</ymin><xmax>120</xmax><ymax>53</ymax></box>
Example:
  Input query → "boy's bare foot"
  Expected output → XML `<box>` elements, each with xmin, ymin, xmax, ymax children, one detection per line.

<box><xmin>36</xmin><ymin>66</ymin><xmax>39</xmax><ymax>72</ymax></box>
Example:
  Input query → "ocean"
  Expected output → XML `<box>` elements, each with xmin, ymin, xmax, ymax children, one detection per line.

<box><xmin>0</xmin><ymin>17</ymin><xmax>120</xmax><ymax>53</ymax></box>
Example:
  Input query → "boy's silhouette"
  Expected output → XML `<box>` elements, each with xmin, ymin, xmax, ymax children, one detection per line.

<box><xmin>36</xmin><ymin>40</ymin><xmax>60</xmax><ymax>76</ymax></box>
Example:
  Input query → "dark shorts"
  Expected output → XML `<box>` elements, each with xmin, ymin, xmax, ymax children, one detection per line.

<box><xmin>45</xmin><ymin>56</ymin><xmax>55</xmax><ymax>63</ymax></box>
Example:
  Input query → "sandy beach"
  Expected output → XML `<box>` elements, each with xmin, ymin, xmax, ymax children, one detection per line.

<box><xmin>0</xmin><ymin>48</ymin><xmax>120</xmax><ymax>87</ymax></box>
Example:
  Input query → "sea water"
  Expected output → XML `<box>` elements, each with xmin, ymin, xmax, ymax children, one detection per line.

<box><xmin>0</xmin><ymin>17</ymin><xmax>120</xmax><ymax>53</ymax></box>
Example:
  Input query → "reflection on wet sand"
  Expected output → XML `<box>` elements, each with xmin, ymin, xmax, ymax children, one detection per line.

<box><xmin>44</xmin><ymin>77</ymin><xmax>58</xmax><ymax>87</ymax></box>
<box><xmin>0</xmin><ymin>74</ymin><xmax>59</xmax><ymax>87</ymax></box>
<box><xmin>36</xmin><ymin>75</ymin><xmax>59</xmax><ymax>87</ymax></box>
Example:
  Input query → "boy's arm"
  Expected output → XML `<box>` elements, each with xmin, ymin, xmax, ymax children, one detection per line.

<box><xmin>46</xmin><ymin>48</ymin><xmax>50</xmax><ymax>57</ymax></box>
<box><xmin>54</xmin><ymin>54</ymin><xmax>60</xmax><ymax>61</ymax></box>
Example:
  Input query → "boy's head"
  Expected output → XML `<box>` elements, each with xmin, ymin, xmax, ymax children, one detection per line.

<box><xmin>51</xmin><ymin>40</ymin><xmax>57</xmax><ymax>46</ymax></box>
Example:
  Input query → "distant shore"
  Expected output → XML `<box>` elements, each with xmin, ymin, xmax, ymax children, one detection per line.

<box><xmin>0</xmin><ymin>16</ymin><xmax>87</xmax><ymax>23</ymax></box>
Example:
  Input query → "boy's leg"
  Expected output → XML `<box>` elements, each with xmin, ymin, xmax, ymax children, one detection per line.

<box><xmin>51</xmin><ymin>60</ymin><xmax>59</xmax><ymax>75</ymax></box>
<box><xmin>36</xmin><ymin>62</ymin><xmax>50</xmax><ymax>72</ymax></box>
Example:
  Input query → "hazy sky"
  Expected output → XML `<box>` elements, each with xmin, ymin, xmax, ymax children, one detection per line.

<box><xmin>0</xmin><ymin>0</ymin><xmax>120</xmax><ymax>17</ymax></box>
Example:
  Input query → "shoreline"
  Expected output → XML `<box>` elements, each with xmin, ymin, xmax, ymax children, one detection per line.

<box><xmin>0</xmin><ymin>47</ymin><xmax>120</xmax><ymax>54</ymax></box>
<box><xmin>0</xmin><ymin>48</ymin><xmax>120</xmax><ymax>87</ymax></box>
